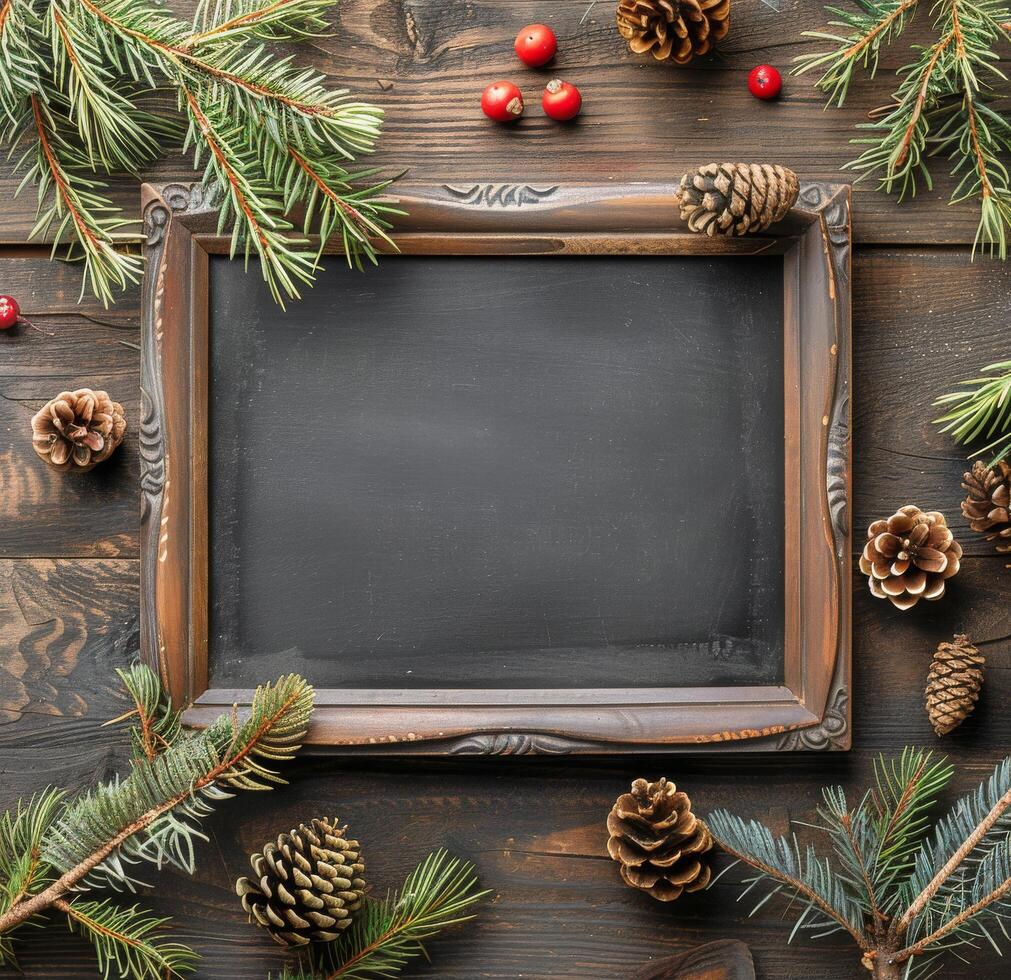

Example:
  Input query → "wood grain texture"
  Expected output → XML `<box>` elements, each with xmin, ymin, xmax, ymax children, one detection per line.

<box><xmin>0</xmin><ymin>0</ymin><xmax>1008</xmax><ymax>967</ymax></box>
<box><xmin>0</xmin><ymin>0</ymin><xmax>998</xmax><ymax>249</ymax></box>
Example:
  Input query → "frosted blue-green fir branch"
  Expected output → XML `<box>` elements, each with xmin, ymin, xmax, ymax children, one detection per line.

<box><xmin>706</xmin><ymin>749</ymin><xmax>1011</xmax><ymax>979</ymax></box>
<box><xmin>277</xmin><ymin>850</ymin><xmax>490</xmax><ymax>980</ymax></box>
<box><xmin>0</xmin><ymin>664</ymin><xmax>315</xmax><ymax>979</ymax></box>
<box><xmin>0</xmin><ymin>0</ymin><xmax>399</xmax><ymax>305</ymax></box>
<box><xmin>796</xmin><ymin>0</ymin><xmax>1011</xmax><ymax>259</ymax></box>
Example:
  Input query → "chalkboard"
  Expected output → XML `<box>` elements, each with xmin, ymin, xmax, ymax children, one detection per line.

<box><xmin>141</xmin><ymin>180</ymin><xmax>851</xmax><ymax>753</ymax></box>
<box><xmin>207</xmin><ymin>255</ymin><xmax>785</xmax><ymax>691</ymax></box>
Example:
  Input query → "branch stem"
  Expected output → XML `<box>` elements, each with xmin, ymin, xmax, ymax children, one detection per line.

<box><xmin>895</xmin><ymin>784</ymin><xmax>1011</xmax><ymax>934</ymax></box>
<box><xmin>712</xmin><ymin>837</ymin><xmax>870</xmax><ymax>950</ymax></box>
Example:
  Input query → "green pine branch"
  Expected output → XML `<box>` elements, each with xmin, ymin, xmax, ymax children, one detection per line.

<box><xmin>796</xmin><ymin>0</ymin><xmax>1011</xmax><ymax>259</ymax></box>
<box><xmin>279</xmin><ymin>850</ymin><xmax>490</xmax><ymax>980</ymax></box>
<box><xmin>58</xmin><ymin>897</ymin><xmax>199</xmax><ymax>980</ymax></box>
<box><xmin>706</xmin><ymin>750</ymin><xmax>1011</xmax><ymax>978</ymax></box>
<box><xmin>933</xmin><ymin>357</ymin><xmax>1011</xmax><ymax>463</ymax></box>
<box><xmin>0</xmin><ymin>0</ymin><xmax>396</xmax><ymax>306</ymax></box>
<box><xmin>0</xmin><ymin>664</ymin><xmax>315</xmax><ymax>978</ymax></box>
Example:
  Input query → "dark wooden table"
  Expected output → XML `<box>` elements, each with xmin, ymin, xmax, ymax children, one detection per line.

<box><xmin>2</xmin><ymin>2</ymin><xmax>1010</xmax><ymax>977</ymax></box>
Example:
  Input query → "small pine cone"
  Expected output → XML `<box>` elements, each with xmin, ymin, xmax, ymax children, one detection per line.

<box><xmin>676</xmin><ymin>163</ymin><xmax>799</xmax><ymax>237</ymax></box>
<box><xmin>925</xmin><ymin>634</ymin><xmax>985</xmax><ymax>736</ymax></box>
<box><xmin>31</xmin><ymin>388</ymin><xmax>126</xmax><ymax>472</ymax></box>
<box><xmin>616</xmin><ymin>0</ymin><xmax>730</xmax><ymax>65</ymax></box>
<box><xmin>236</xmin><ymin>818</ymin><xmax>366</xmax><ymax>946</ymax></box>
<box><xmin>606</xmin><ymin>777</ymin><xmax>713</xmax><ymax>902</ymax></box>
<box><xmin>859</xmin><ymin>505</ymin><xmax>962</xmax><ymax>610</ymax></box>
<box><xmin>962</xmin><ymin>460</ymin><xmax>1011</xmax><ymax>559</ymax></box>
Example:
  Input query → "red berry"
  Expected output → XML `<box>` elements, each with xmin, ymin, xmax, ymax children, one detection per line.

<box><xmin>0</xmin><ymin>295</ymin><xmax>20</xmax><ymax>330</ymax></box>
<box><xmin>541</xmin><ymin>78</ymin><xmax>581</xmax><ymax>121</ymax></box>
<box><xmin>748</xmin><ymin>64</ymin><xmax>782</xmax><ymax>100</ymax></box>
<box><xmin>514</xmin><ymin>23</ymin><xmax>557</xmax><ymax>67</ymax></box>
<box><xmin>481</xmin><ymin>81</ymin><xmax>524</xmax><ymax>122</ymax></box>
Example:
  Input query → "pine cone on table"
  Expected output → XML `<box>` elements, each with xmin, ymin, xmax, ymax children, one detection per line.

<box><xmin>962</xmin><ymin>460</ymin><xmax>1011</xmax><ymax>561</ymax></box>
<box><xmin>859</xmin><ymin>505</ymin><xmax>962</xmax><ymax>610</ymax></box>
<box><xmin>676</xmin><ymin>163</ymin><xmax>799</xmax><ymax>237</ymax></box>
<box><xmin>616</xmin><ymin>0</ymin><xmax>730</xmax><ymax>65</ymax></box>
<box><xmin>925</xmin><ymin>634</ymin><xmax>985</xmax><ymax>736</ymax></box>
<box><xmin>607</xmin><ymin>777</ymin><xmax>713</xmax><ymax>902</ymax></box>
<box><xmin>31</xmin><ymin>388</ymin><xmax>126</xmax><ymax>472</ymax></box>
<box><xmin>236</xmin><ymin>818</ymin><xmax>366</xmax><ymax>946</ymax></box>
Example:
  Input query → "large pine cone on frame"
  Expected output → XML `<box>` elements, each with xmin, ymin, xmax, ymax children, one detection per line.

<box><xmin>607</xmin><ymin>777</ymin><xmax>713</xmax><ymax>902</ymax></box>
<box><xmin>859</xmin><ymin>505</ymin><xmax>962</xmax><ymax>610</ymax></box>
<box><xmin>676</xmin><ymin>163</ymin><xmax>799</xmax><ymax>237</ymax></box>
<box><xmin>236</xmin><ymin>818</ymin><xmax>366</xmax><ymax>946</ymax></box>
<box><xmin>31</xmin><ymin>388</ymin><xmax>126</xmax><ymax>472</ymax></box>
<box><xmin>616</xmin><ymin>0</ymin><xmax>730</xmax><ymax>65</ymax></box>
<box><xmin>962</xmin><ymin>460</ymin><xmax>1011</xmax><ymax>559</ymax></box>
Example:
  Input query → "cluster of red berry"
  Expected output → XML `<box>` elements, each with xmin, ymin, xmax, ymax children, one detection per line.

<box><xmin>481</xmin><ymin>24</ymin><xmax>582</xmax><ymax>124</ymax></box>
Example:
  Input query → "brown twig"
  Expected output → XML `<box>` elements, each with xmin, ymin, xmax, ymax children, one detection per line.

<box><xmin>183</xmin><ymin>0</ymin><xmax>306</xmax><ymax>47</ymax></box>
<box><xmin>840</xmin><ymin>0</ymin><xmax>921</xmax><ymax>61</ymax></box>
<box><xmin>893</xmin><ymin>30</ymin><xmax>953</xmax><ymax>169</ymax></box>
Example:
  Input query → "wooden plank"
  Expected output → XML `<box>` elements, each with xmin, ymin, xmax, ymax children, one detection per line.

<box><xmin>0</xmin><ymin>1</ymin><xmax>998</xmax><ymax>248</ymax></box>
<box><xmin>0</xmin><ymin>254</ymin><xmax>140</xmax><ymax>558</ymax></box>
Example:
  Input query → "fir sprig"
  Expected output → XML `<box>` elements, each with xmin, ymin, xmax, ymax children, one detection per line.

<box><xmin>796</xmin><ymin>0</ymin><xmax>1011</xmax><ymax>258</ymax></box>
<box><xmin>0</xmin><ymin>664</ymin><xmax>315</xmax><ymax>977</ymax></box>
<box><xmin>59</xmin><ymin>898</ymin><xmax>199</xmax><ymax>980</ymax></box>
<box><xmin>707</xmin><ymin>749</ymin><xmax>1011</xmax><ymax>978</ymax></box>
<box><xmin>933</xmin><ymin>357</ymin><xmax>1011</xmax><ymax>462</ymax></box>
<box><xmin>280</xmin><ymin>850</ymin><xmax>489</xmax><ymax>980</ymax></box>
<box><xmin>0</xmin><ymin>0</ymin><xmax>399</xmax><ymax>305</ymax></box>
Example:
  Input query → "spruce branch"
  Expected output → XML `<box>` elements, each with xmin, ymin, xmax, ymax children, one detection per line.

<box><xmin>934</xmin><ymin>357</ymin><xmax>1011</xmax><ymax>462</ymax></box>
<box><xmin>0</xmin><ymin>664</ymin><xmax>315</xmax><ymax>977</ymax></box>
<box><xmin>797</xmin><ymin>0</ymin><xmax>1011</xmax><ymax>259</ymax></box>
<box><xmin>279</xmin><ymin>850</ymin><xmax>490</xmax><ymax>980</ymax></box>
<box><xmin>707</xmin><ymin>751</ymin><xmax>1011</xmax><ymax>979</ymax></box>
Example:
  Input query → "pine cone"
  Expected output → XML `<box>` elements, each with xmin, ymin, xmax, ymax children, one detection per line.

<box><xmin>31</xmin><ymin>388</ymin><xmax>126</xmax><ymax>472</ymax></box>
<box><xmin>236</xmin><ymin>818</ymin><xmax>366</xmax><ymax>946</ymax></box>
<box><xmin>925</xmin><ymin>634</ymin><xmax>985</xmax><ymax>736</ymax></box>
<box><xmin>606</xmin><ymin>777</ymin><xmax>713</xmax><ymax>902</ymax></box>
<box><xmin>859</xmin><ymin>505</ymin><xmax>962</xmax><ymax>610</ymax></box>
<box><xmin>962</xmin><ymin>460</ymin><xmax>1011</xmax><ymax>559</ymax></box>
<box><xmin>676</xmin><ymin>163</ymin><xmax>799</xmax><ymax>237</ymax></box>
<box><xmin>617</xmin><ymin>0</ymin><xmax>730</xmax><ymax>65</ymax></box>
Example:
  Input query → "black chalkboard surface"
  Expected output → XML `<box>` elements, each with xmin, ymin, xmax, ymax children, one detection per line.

<box><xmin>207</xmin><ymin>254</ymin><xmax>785</xmax><ymax>691</ymax></box>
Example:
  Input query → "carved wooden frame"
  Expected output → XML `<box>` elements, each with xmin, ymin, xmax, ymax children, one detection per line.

<box><xmin>140</xmin><ymin>180</ymin><xmax>852</xmax><ymax>754</ymax></box>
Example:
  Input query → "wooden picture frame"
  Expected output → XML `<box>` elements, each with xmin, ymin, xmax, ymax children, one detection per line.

<box><xmin>140</xmin><ymin>179</ymin><xmax>852</xmax><ymax>754</ymax></box>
